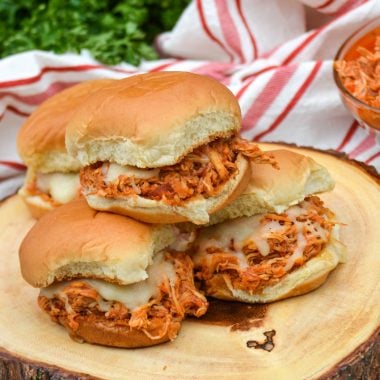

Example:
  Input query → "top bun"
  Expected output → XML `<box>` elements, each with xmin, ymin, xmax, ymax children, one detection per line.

<box><xmin>17</xmin><ymin>79</ymin><xmax>115</xmax><ymax>173</ymax></box>
<box><xmin>19</xmin><ymin>199</ymin><xmax>176</xmax><ymax>288</ymax></box>
<box><xmin>209</xmin><ymin>149</ymin><xmax>334</xmax><ymax>224</ymax></box>
<box><xmin>65</xmin><ymin>72</ymin><xmax>242</xmax><ymax>168</ymax></box>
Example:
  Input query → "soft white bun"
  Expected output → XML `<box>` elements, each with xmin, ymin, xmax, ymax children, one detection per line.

<box><xmin>209</xmin><ymin>149</ymin><xmax>334</xmax><ymax>225</ymax></box>
<box><xmin>84</xmin><ymin>154</ymin><xmax>250</xmax><ymax>225</ymax></box>
<box><xmin>56</xmin><ymin>315</ymin><xmax>176</xmax><ymax>348</ymax></box>
<box><xmin>17</xmin><ymin>79</ymin><xmax>114</xmax><ymax>173</ymax></box>
<box><xmin>201</xmin><ymin>228</ymin><xmax>346</xmax><ymax>303</ymax></box>
<box><xmin>65</xmin><ymin>72</ymin><xmax>242</xmax><ymax>168</ymax></box>
<box><xmin>19</xmin><ymin>199</ymin><xmax>177</xmax><ymax>288</ymax></box>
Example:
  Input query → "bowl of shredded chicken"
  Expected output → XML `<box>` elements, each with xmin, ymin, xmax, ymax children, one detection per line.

<box><xmin>334</xmin><ymin>18</ymin><xmax>380</xmax><ymax>132</ymax></box>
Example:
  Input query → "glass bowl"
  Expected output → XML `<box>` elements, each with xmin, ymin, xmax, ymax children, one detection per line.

<box><xmin>333</xmin><ymin>17</ymin><xmax>380</xmax><ymax>133</ymax></box>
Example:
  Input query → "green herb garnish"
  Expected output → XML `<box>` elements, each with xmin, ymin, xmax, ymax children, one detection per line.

<box><xmin>0</xmin><ymin>0</ymin><xmax>190</xmax><ymax>66</ymax></box>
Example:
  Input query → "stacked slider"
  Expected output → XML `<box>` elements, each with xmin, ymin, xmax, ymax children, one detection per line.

<box><xmin>192</xmin><ymin>150</ymin><xmax>347</xmax><ymax>303</ymax></box>
<box><xmin>19</xmin><ymin>72</ymin><xmax>266</xmax><ymax>347</ymax></box>
<box><xmin>19</xmin><ymin>200</ymin><xmax>207</xmax><ymax>347</ymax></box>
<box><xmin>65</xmin><ymin>72</ymin><xmax>276</xmax><ymax>225</ymax></box>
<box><xmin>18</xmin><ymin>72</ymin><xmax>346</xmax><ymax>349</ymax></box>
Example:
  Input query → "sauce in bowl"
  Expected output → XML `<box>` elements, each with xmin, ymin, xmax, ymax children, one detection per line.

<box><xmin>335</xmin><ymin>27</ymin><xmax>380</xmax><ymax>108</ymax></box>
<box><xmin>334</xmin><ymin>20</ymin><xmax>380</xmax><ymax>131</ymax></box>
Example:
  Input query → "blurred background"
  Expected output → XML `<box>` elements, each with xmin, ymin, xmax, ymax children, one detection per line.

<box><xmin>0</xmin><ymin>0</ymin><xmax>332</xmax><ymax>66</ymax></box>
<box><xmin>0</xmin><ymin>0</ymin><xmax>191</xmax><ymax>66</ymax></box>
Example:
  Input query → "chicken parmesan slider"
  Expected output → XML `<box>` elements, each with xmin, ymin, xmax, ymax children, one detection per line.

<box><xmin>65</xmin><ymin>72</ymin><xmax>276</xmax><ymax>224</ymax></box>
<box><xmin>19</xmin><ymin>200</ymin><xmax>207</xmax><ymax>348</ymax></box>
<box><xmin>17</xmin><ymin>79</ymin><xmax>114</xmax><ymax>218</ymax></box>
<box><xmin>209</xmin><ymin>149</ymin><xmax>335</xmax><ymax>225</ymax></box>
<box><xmin>192</xmin><ymin>151</ymin><xmax>345</xmax><ymax>303</ymax></box>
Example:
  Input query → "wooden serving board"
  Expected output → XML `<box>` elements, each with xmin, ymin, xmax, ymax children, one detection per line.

<box><xmin>0</xmin><ymin>144</ymin><xmax>379</xmax><ymax>380</ymax></box>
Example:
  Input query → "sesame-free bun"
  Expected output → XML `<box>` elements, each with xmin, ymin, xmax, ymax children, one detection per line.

<box><xmin>53</xmin><ymin>313</ymin><xmax>177</xmax><ymax>348</ymax></box>
<box><xmin>19</xmin><ymin>199</ymin><xmax>176</xmax><ymax>288</ymax></box>
<box><xmin>17</xmin><ymin>79</ymin><xmax>114</xmax><ymax>173</ymax></box>
<box><xmin>84</xmin><ymin>154</ymin><xmax>250</xmax><ymax>225</ymax></box>
<box><xmin>201</xmin><ymin>228</ymin><xmax>346</xmax><ymax>303</ymax></box>
<box><xmin>209</xmin><ymin>149</ymin><xmax>334</xmax><ymax>225</ymax></box>
<box><xmin>65</xmin><ymin>72</ymin><xmax>242</xmax><ymax>168</ymax></box>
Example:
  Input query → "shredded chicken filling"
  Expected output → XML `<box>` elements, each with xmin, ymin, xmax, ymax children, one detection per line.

<box><xmin>38</xmin><ymin>252</ymin><xmax>208</xmax><ymax>342</ymax></box>
<box><xmin>80</xmin><ymin>136</ymin><xmax>277</xmax><ymax>206</ymax></box>
<box><xmin>335</xmin><ymin>35</ymin><xmax>380</xmax><ymax>107</ymax></box>
<box><xmin>195</xmin><ymin>196</ymin><xmax>335</xmax><ymax>294</ymax></box>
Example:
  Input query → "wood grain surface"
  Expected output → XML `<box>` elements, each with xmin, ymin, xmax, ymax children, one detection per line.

<box><xmin>0</xmin><ymin>144</ymin><xmax>379</xmax><ymax>380</ymax></box>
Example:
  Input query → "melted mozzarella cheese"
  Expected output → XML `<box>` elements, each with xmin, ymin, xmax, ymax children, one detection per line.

<box><xmin>104</xmin><ymin>163</ymin><xmax>160</xmax><ymax>183</ymax></box>
<box><xmin>285</xmin><ymin>224</ymin><xmax>307</xmax><ymax>271</ymax></box>
<box><xmin>198</xmin><ymin>215</ymin><xmax>272</xmax><ymax>257</ymax></box>
<box><xmin>169</xmin><ymin>229</ymin><xmax>196</xmax><ymax>252</ymax></box>
<box><xmin>40</xmin><ymin>252</ymin><xmax>176</xmax><ymax>312</ymax></box>
<box><xmin>234</xmin><ymin>251</ymin><xmax>249</xmax><ymax>269</ymax></box>
<box><xmin>285</xmin><ymin>205</ymin><xmax>306</xmax><ymax>219</ymax></box>
<box><xmin>36</xmin><ymin>172</ymin><xmax>79</xmax><ymax>204</ymax></box>
<box><xmin>311</xmin><ymin>222</ymin><xmax>328</xmax><ymax>240</ymax></box>
<box><xmin>197</xmin><ymin>201</ymin><xmax>329</xmax><ymax>272</ymax></box>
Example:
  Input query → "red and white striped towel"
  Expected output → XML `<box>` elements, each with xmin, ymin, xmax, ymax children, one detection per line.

<box><xmin>0</xmin><ymin>0</ymin><xmax>379</xmax><ymax>200</ymax></box>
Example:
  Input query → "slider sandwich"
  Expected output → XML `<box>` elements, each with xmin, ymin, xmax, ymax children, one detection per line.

<box><xmin>19</xmin><ymin>200</ymin><xmax>207</xmax><ymax>348</ymax></box>
<box><xmin>209</xmin><ymin>149</ymin><xmax>335</xmax><ymax>224</ymax></box>
<box><xmin>193</xmin><ymin>150</ymin><xmax>346</xmax><ymax>303</ymax></box>
<box><xmin>65</xmin><ymin>72</ymin><xmax>276</xmax><ymax>225</ymax></box>
<box><xmin>17</xmin><ymin>79</ymin><xmax>114</xmax><ymax>218</ymax></box>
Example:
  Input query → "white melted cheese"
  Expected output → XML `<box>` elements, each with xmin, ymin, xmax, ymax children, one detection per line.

<box><xmin>284</xmin><ymin>224</ymin><xmax>307</xmax><ymax>271</ymax></box>
<box><xmin>36</xmin><ymin>172</ymin><xmax>79</xmax><ymax>204</ymax></box>
<box><xmin>234</xmin><ymin>251</ymin><xmax>250</xmax><ymax>270</ymax></box>
<box><xmin>197</xmin><ymin>201</ymin><xmax>329</xmax><ymax>272</ymax></box>
<box><xmin>311</xmin><ymin>221</ymin><xmax>328</xmax><ymax>240</ymax></box>
<box><xmin>285</xmin><ymin>205</ymin><xmax>306</xmax><ymax>219</ymax></box>
<box><xmin>169</xmin><ymin>229</ymin><xmax>197</xmax><ymax>252</ymax></box>
<box><xmin>104</xmin><ymin>163</ymin><xmax>160</xmax><ymax>183</ymax></box>
<box><xmin>40</xmin><ymin>253</ymin><xmax>176</xmax><ymax>312</ymax></box>
<box><xmin>198</xmin><ymin>215</ymin><xmax>271</xmax><ymax>258</ymax></box>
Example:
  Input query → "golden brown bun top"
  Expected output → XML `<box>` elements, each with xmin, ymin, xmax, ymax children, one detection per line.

<box><xmin>17</xmin><ymin>79</ymin><xmax>114</xmax><ymax>171</ymax></box>
<box><xmin>19</xmin><ymin>199</ymin><xmax>176</xmax><ymax>288</ymax></box>
<box><xmin>245</xmin><ymin>149</ymin><xmax>334</xmax><ymax>197</ymax></box>
<box><xmin>65</xmin><ymin>72</ymin><xmax>242</xmax><ymax>167</ymax></box>
<box><xmin>208</xmin><ymin>149</ymin><xmax>334</xmax><ymax>224</ymax></box>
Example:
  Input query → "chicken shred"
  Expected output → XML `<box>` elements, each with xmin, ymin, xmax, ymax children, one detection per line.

<box><xmin>195</xmin><ymin>196</ymin><xmax>335</xmax><ymax>294</ymax></box>
<box><xmin>335</xmin><ymin>35</ymin><xmax>380</xmax><ymax>107</ymax></box>
<box><xmin>38</xmin><ymin>252</ymin><xmax>208</xmax><ymax>342</ymax></box>
<box><xmin>80</xmin><ymin>136</ymin><xmax>277</xmax><ymax>206</ymax></box>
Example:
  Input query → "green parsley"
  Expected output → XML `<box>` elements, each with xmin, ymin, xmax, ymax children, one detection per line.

<box><xmin>0</xmin><ymin>0</ymin><xmax>190</xmax><ymax>66</ymax></box>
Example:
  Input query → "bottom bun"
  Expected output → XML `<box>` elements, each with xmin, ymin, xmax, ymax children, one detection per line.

<box><xmin>203</xmin><ymin>235</ymin><xmax>346</xmax><ymax>304</ymax></box>
<box><xmin>58</xmin><ymin>315</ymin><xmax>178</xmax><ymax>348</ymax></box>
<box><xmin>85</xmin><ymin>155</ymin><xmax>250</xmax><ymax>225</ymax></box>
<box><xmin>18</xmin><ymin>186</ymin><xmax>54</xmax><ymax>219</ymax></box>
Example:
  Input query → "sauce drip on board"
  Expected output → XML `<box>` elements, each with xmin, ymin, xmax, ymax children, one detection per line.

<box><xmin>194</xmin><ymin>299</ymin><xmax>267</xmax><ymax>331</ymax></box>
